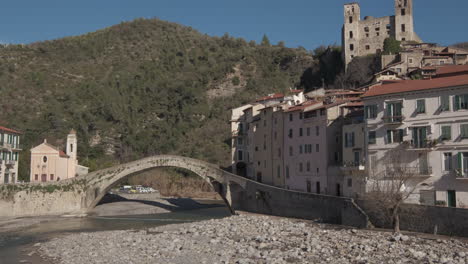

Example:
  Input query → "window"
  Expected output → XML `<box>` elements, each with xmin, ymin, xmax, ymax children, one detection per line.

<box><xmin>274</xmin><ymin>131</ymin><xmax>277</xmax><ymax>140</ymax></box>
<box><xmin>401</xmin><ymin>9</ymin><xmax>406</xmax><ymax>16</ymax></box>
<box><xmin>440</xmin><ymin>60</ymin><xmax>445</xmax><ymax>65</ymax></box>
<box><xmin>263</xmin><ymin>119</ymin><xmax>267</xmax><ymax>127</ymax></box>
<box><xmin>344</xmin><ymin>132</ymin><xmax>355</xmax><ymax>148</ymax></box>
<box><xmin>34</xmin><ymin>174</ymin><xmax>38</xmax><ymax>181</ymax></box>
<box><xmin>277</xmin><ymin>166</ymin><xmax>281</xmax><ymax>178</ymax></box>
<box><xmin>299</xmin><ymin>128</ymin><xmax>303</xmax><ymax>137</ymax></box>
<box><xmin>416</xmin><ymin>99</ymin><xmax>426</xmax><ymax>114</ymax></box>
<box><xmin>286</xmin><ymin>166</ymin><xmax>290</xmax><ymax>178</ymax></box>
<box><xmin>50</xmin><ymin>174</ymin><xmax>54</xmax><ymax>181</ymax></box>
<box><xmin>289</xmin><ymin>113</ymin><xmax>293</xmax><ymax>122</ymax></box>
<box><xmin>375</xmin><ymin>27</ymin><xmax>380</xmax><ymax>31</ymax></box>
<box><xmin>70</xmin><ymin>144</ymin><xmax>73</xmax><ymax>153</ymax></box>
<box><xmin>347</xmin><ymin>178</ymin><xmax>352</xmax><ymax>187</ymax></box>
<box><xmin>289</xmin><ymin>146</ymin><xmax>293</xmax><ymax>156</ymax></box>
<box><xmin>278</xmin><ymin>148</ymin><xmax>281</xmax><ymax>157</ymax></box>
<box><xmin>288</xmin><ymin>129</ymin><xmax>293</xmax><ymax>138</ymax></box>
<box><xmin>320</xmin><ymin>109</ymin><xmax>326</xmax><ymax>116</ymax></box>
<box><xmin>386</xmin><ymin>129</ymin><xmax>404</xmax><ymax>144</ymax></box>
<box><xmin>368</xmin><ymin>131</ymin><xmax>376</xmax><ymax>144</ymax></box>
<box><xmin>408</xmin><ymin>58</ymin><xmax>413</xmax><ymax>64</ymax></box>
<box><xmin>316</xmin><ymin>126</ymin><xmax>320</xmax><ymax>136</ymax></box>
<box><xmin>316</xmin><ymin>144</ymin><xmax>320</xmax><ymax>152</ymax></box>
<box><xmin>354</xmin><ymin>151</ymin><xmax>360</xmax><ymax>165</ymax></box>
<box><xmin>43</xmin><ymin>156</ymin><xmax>48</xmax><ymax>163</ymax></box>
<box><xmin>237</xmin><ymin>137</ymin><xmax>243</xmax><ymax>146</ymax></box>
<box><xmin>401</xmin><ymin>24</ymin><xmax>406</xmax><ymax>32</ymax></box>
<box><xmin>457</xmin><ymin>153</ymin><xmax>468</xmax><ymax>177</ymax></box>
<box><xmin>307</xmin><ymin>181</ymin><xmax>311</xmax><ymax>193</ymax></box>
<box><xmin>238</xmin><ymin>150</ymin><xmax>243</xmax><ymax>161</ymax></box>
<box><xmin>444</xmin><ymin>153</ymin><xmax>453</xmax><ymax>171</ymax></box>
<box><xmin>365</xmin><ymin>45</ymin><xmax>370</xmax><ymax>50</ymax></box>
<box><xmin>299</xmin><ymin>145</ymin><xmax>303</xmax><ymax>154</ymax></box>
<box><xmin>441</xmin><ymin>125</ymin><xmax>452</xmax><ymax>141</ymax></box>
<box><xmin>299</xmin><ymin>163</ymin><xmax>303</xmax><ymax>172</ymax></box>
<box><xmin>316</xmin><ymin>182</ymin><xmax>321</xmax><ymax>194</ymax></box>
<box><xmin>317</xmin><ymin>167</ymin><xmax>320</xmax><ymax>174</ymax></box>
<box><xmin>365</xmin><ymin>105</ymin><xmax>377</xmax><ymax>119</ymax></box>
<box><xmin>307</xmin><ymin>162</ymin><xmax>311</xmax><ymax>172</ymax></box>
<box><xmin>440</xmin><ymin>95</ymin><xmax>450</xmax><ymax>111</ymax></box>
<box><xmin>299</xmin><ymin>113</ymin><xmax>304</xmax><ymax>119</ymax></box>
<box><xmin>307</xmin><ymin>127</ymin><xmax>311</xmax><ymax>136</ymax></box>
<box><xmin>454</xmin><ymin>94</ymin><xmax>468</xmax><ymax>110</ymax></box>
<box><xmin>461</xmin><ymin>124</ymin><xmax>468</xmax><ymax>139</ymax></box>
<box><xmin>376</xmin><ymin>32</ymin><xmax>380</xmax><ymax>37</ymax></box>
<box><xmin>364</xmin><ymin>27</ymin><xmax>369</xmax><ymax>32</ymax></box>
<box><xmin>349</xmin><ymin>16</ymin><xmax>353</xmax><ymax>24</ymax></box>
<box><xmin>385</xmin><ymin>101</ymin><xmax>403</xmax><ymax>122</ymax></box>
<box><xmin>349</xmin><ymin>31</ymin><xmax>353</xmax><ymax>39</ymax></box>
<box><xmin>350</xmin><ymin>44</ymin><xmax>354</xmax><ymax>51</ymax></box>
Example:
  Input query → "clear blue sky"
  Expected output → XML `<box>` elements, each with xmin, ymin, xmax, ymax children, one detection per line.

<box><xmin>1</xmin><ymin>0</ymin><xmax>466</xmax><ymax>49</ymax></box>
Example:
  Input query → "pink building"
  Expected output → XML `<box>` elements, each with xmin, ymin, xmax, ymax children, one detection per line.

<box><xmin>30</xmin><ymin>130</ymin><xmax>88</xmax><ymax>182</ymax></box>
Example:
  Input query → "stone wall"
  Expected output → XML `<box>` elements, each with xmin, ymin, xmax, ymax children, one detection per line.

<box><xmin>357</xmin><ymin>200</ymin><xmax>468</xmax><ymax>237</ymax></box>
<box><xmin>238</xmin><ymin>180</ymin><xmax>370</xmax><ymax>228</ymax></box>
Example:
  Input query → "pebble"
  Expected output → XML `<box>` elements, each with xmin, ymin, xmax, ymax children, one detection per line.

<box><xmin>38</xmin><ymin>215</ymin><xmax>468</xmax><ymax>264</ymax></box>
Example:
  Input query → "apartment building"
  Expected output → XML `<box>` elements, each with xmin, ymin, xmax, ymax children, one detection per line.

<box><xmin>362</xmin><ymin>73</ymin><xmax>468</xmax><ymax>207</ymax></box>
<box><xmin>0</xmin><ymin>126</ymin><xmax>22</xmax><ymax>184</ymax></box>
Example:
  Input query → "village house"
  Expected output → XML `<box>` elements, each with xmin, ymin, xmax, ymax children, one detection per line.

<box><xmin>362</xmin><ymin>69</ymin><xmax>468</xmax><ymax>207</ymax></box>
<box><xmin>0</xmin><ymin>126</ymin><xmax>22</xmax><ymax>184</ymax></box>
<box><xmin>30</xmin><ymin>130</ymin><xmax>89</xmax><ymax>182</ymax></box>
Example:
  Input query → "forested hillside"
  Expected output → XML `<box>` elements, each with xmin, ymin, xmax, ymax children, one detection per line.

<box><xmin>0</xmin><ymin>18</ymin><xmax>318</xmax><ymax>180</ymax></box>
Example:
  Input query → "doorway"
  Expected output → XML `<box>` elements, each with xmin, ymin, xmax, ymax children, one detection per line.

<box><xmin>447</xmin><ymin>190</ymin><xmax>456</xmax><ymax>207</ymax></box>
<box><xmin>41</xmin><ymin>174</ymin><xmax>47</xmax><ymax>182</ymax></box>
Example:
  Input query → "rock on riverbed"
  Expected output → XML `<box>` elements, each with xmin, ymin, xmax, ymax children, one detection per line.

<box><xmin>39</xmin><ymin>215</ymin><xmax>468</xmax><ymax>264</ymax></box>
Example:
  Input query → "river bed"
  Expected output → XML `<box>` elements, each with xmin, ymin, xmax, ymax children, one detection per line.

<box><xmin>0</xmin><ymin>201</ymin><xmax>231</xmax><ymax>264</ymax></box>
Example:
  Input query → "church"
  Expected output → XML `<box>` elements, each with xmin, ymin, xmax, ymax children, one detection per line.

<box><xmin>30</xmin><ymin>130</ymin><xmax>89</xmax><ymax>182</ymax></box>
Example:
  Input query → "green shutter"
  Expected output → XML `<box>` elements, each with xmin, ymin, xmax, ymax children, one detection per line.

<box><xmin>454</xmin><ymin>95</ymin><xmax>460</xmax><ymax>111</ymax></box>
<box><xmin>458</xmin><ymin>153</ymin><xmax>463</xmax><ymax>170</ymax></box>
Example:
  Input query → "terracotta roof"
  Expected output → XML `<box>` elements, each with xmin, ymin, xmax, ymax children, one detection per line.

<box><xmin>327</xmin><ymin>90</ymin><xmax>364</xmax><ymax>96</ymax></box>
<box><xmin>284</xmin><ymin>100</ymin><xmax>321</xmax><ymax>112</ymax></box>
<box><xmin>435</xmin><ymin>65</ymin><xmax>468</xmax><ymax>77</ymax></box>
<box><xmin>255</xmin><ymin>93</ymin><xmax>284</xmax><ymax>102</ymax></box>
<box><xmin>59</xmin><ymin>150</ymin><xmax>69</xmax><ymax>158</ymax></box>
<box><xmin>290</xmin><ymin>89</ymin><xmax>303</xmax><ymax>94</ymax></box>
<box><xmin>0</xmin><ymin>125</ymin><xmax>22</xmax><ymax>134</ymax></box>
<box><xmin>362</xmin><ymin>74</ymin><xmax>468</xmax><ymax>98</ymax></box>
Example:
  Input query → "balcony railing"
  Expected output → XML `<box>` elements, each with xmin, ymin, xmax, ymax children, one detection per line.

<box><xmin>0</xmin><ymin>142</ymin><xmax>22</xmax><ymax>150</ymax></box>
<box><xmin>405</xmin><ymin>139</ymin><xmax>438</xmax><ymax>150</ymax></box>
<box><xmin>382</xmin><ymin>115</ymin><xmax>405</xmax><ymax>124</ymax></box>
<box><xmin>5</xmin><ymin>160</ymin><xmax>16</xmax><ymax>167</ymax></box>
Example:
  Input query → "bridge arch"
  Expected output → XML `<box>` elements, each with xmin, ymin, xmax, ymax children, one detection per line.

<box><xmin>83</xmin><ymin>155</ymin><xmax>247</xmax><ymax>213</ymax></box>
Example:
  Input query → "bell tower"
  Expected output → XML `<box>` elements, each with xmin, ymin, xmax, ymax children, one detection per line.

<box><xmin>66</xmin><ymin>129</ymin><xmax>77</xmax><ymax>160</ymax></box>
<box><xmin>395</xmin><ymin>0</ymin><xmax>414</xmax><ymax>41</ymax></box>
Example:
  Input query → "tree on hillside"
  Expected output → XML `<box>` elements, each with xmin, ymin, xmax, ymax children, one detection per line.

<box><xmin>261</xmin><ymin>34</ymin><xmax>271</xmax><ymax>47</ymax></box>
<box><xmin>363</xmin><ymin>148</ymin><xmax>421</xmax><ymax>233</ymax></box>
<box><xmin>334</xmin><ymin>54</ymin><xmax>381</xmax><ymax>89</ymax></box>
<box><xmin>383</xmin><ymin>37</ymin><xmax>402</xmax><ymax>55</ymax></box>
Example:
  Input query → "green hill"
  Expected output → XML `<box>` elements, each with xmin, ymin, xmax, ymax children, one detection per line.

<box><xmin>0</xmin><ymin>18</ymin><xmax>314</xmax><ymax>180</ymax></box>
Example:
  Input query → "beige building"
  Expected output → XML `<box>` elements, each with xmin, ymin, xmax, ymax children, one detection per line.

<box><xmin>342</xmin><ymin>0</ymin><xmax>421</xmax><ymax>67</ymax></box>
<box><xmin>0</xmin><ymin>126</ymin><xmax>22</xmax><ymax>184</ymax></box>
<box><xmin>362</xmin><ymin>71</ymin><xmax>468</xmax><ymax>207</ymax></box>
<box><xmin>30</xmin><ymin>130</ymin><xmax>88</xmax><ymax>182</ymax></box>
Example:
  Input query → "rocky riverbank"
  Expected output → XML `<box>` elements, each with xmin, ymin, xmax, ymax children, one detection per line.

<box><xmin>38</xmin><ymin>215</ymin><xmax>468</xmax><ymax>264</ymax></box>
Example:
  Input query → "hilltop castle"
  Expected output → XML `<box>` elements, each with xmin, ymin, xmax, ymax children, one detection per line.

<box><xmin>342</xmin><ymin>0</ymin><xmax>421</xmax><ymax>67</ymax></box>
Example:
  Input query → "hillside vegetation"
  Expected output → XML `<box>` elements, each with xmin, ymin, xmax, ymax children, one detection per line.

<box><xmin>0</xmin><ymin>18</ymin><xmax>316</xmax><ymax>180</ymax></box>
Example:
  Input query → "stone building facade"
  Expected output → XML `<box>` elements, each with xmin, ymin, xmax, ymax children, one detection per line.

<box><xmin>0</xmin><ymin>126</ymin><xmax>22</xmax><ymax>184</ymax></box>
<box><xmin>342</xmin><ymin>0</ymin><xmax>421</xmax><ymax>68</ymax></box>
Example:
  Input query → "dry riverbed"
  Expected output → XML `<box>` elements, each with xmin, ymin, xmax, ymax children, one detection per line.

<box><xmin>37</xmin><ymin>215</ymin><xmax>468</xmax><ymax>264</ymax></box>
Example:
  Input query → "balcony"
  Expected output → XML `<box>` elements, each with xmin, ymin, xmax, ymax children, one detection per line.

<box><xmin>382</xmin><ymin>115</ymin><xmax>405</xmax><ymax>124</ymax></box>
<box><xmin>5</xmin><ymin>160</ymin><xmax>16</xmax><ymax>168</ymax></box>
<box><xmin>404</xmin><ymin>139</ymin><xmax>438</xmax><ymax>151</ymax></box>
<box><xmin>341</xmin><ymin>161</ymin><xmax>366</xmax><ymax>175</ymax></box>
<box><xmin>455</xmin><ymin>169</ymin><xmax>468</xmax><ymax>180</ymax></box>
<box><xmin>0</xmin><ymin>143</ymin><xmax>22</xmax><ymax>150</ymax></box>
<box><xmin>382</xmin><ymin>166</ymin><xmax>433</xmax><ymax>178</ymax></box>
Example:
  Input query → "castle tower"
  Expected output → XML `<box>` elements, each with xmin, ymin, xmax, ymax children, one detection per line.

<box><xmin>66</xmin><ymin>129</ymin><xmax>77</xmax><ymax>160</ymax></box>
<box><xmin>343</xmin><ymin>3</ymin><xmax>361</xmax><ymax>68</ymax></box>
<box><xmin>394</xmin><ymin>0</ymin><xmax>415</xmax><ymax>41</ymax></box>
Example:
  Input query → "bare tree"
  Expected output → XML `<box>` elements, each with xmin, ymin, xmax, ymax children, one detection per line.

<box><xmin>363</xmin><ymin>148</ymin><xmax>421</xmax><ymax>233</ymax></box>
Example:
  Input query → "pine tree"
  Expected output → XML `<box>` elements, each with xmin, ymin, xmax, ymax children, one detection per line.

<box><xmin>261</xmin><ymin>34</ymin><xmax>271</xmax><ymax>47</ymax></box>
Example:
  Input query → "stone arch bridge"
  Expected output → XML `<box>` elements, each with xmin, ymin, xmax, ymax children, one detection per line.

<box><xmin>0</xmin><ymin>155</ymin><xmax>369</xmax><ymax>228</ymax></box>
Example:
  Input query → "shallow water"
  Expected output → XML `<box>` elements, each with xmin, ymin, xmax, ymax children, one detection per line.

<box><xmin>0</xmin><ymin>203</ymin><xmax>231</xmax><ymax>263</ymax></box>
